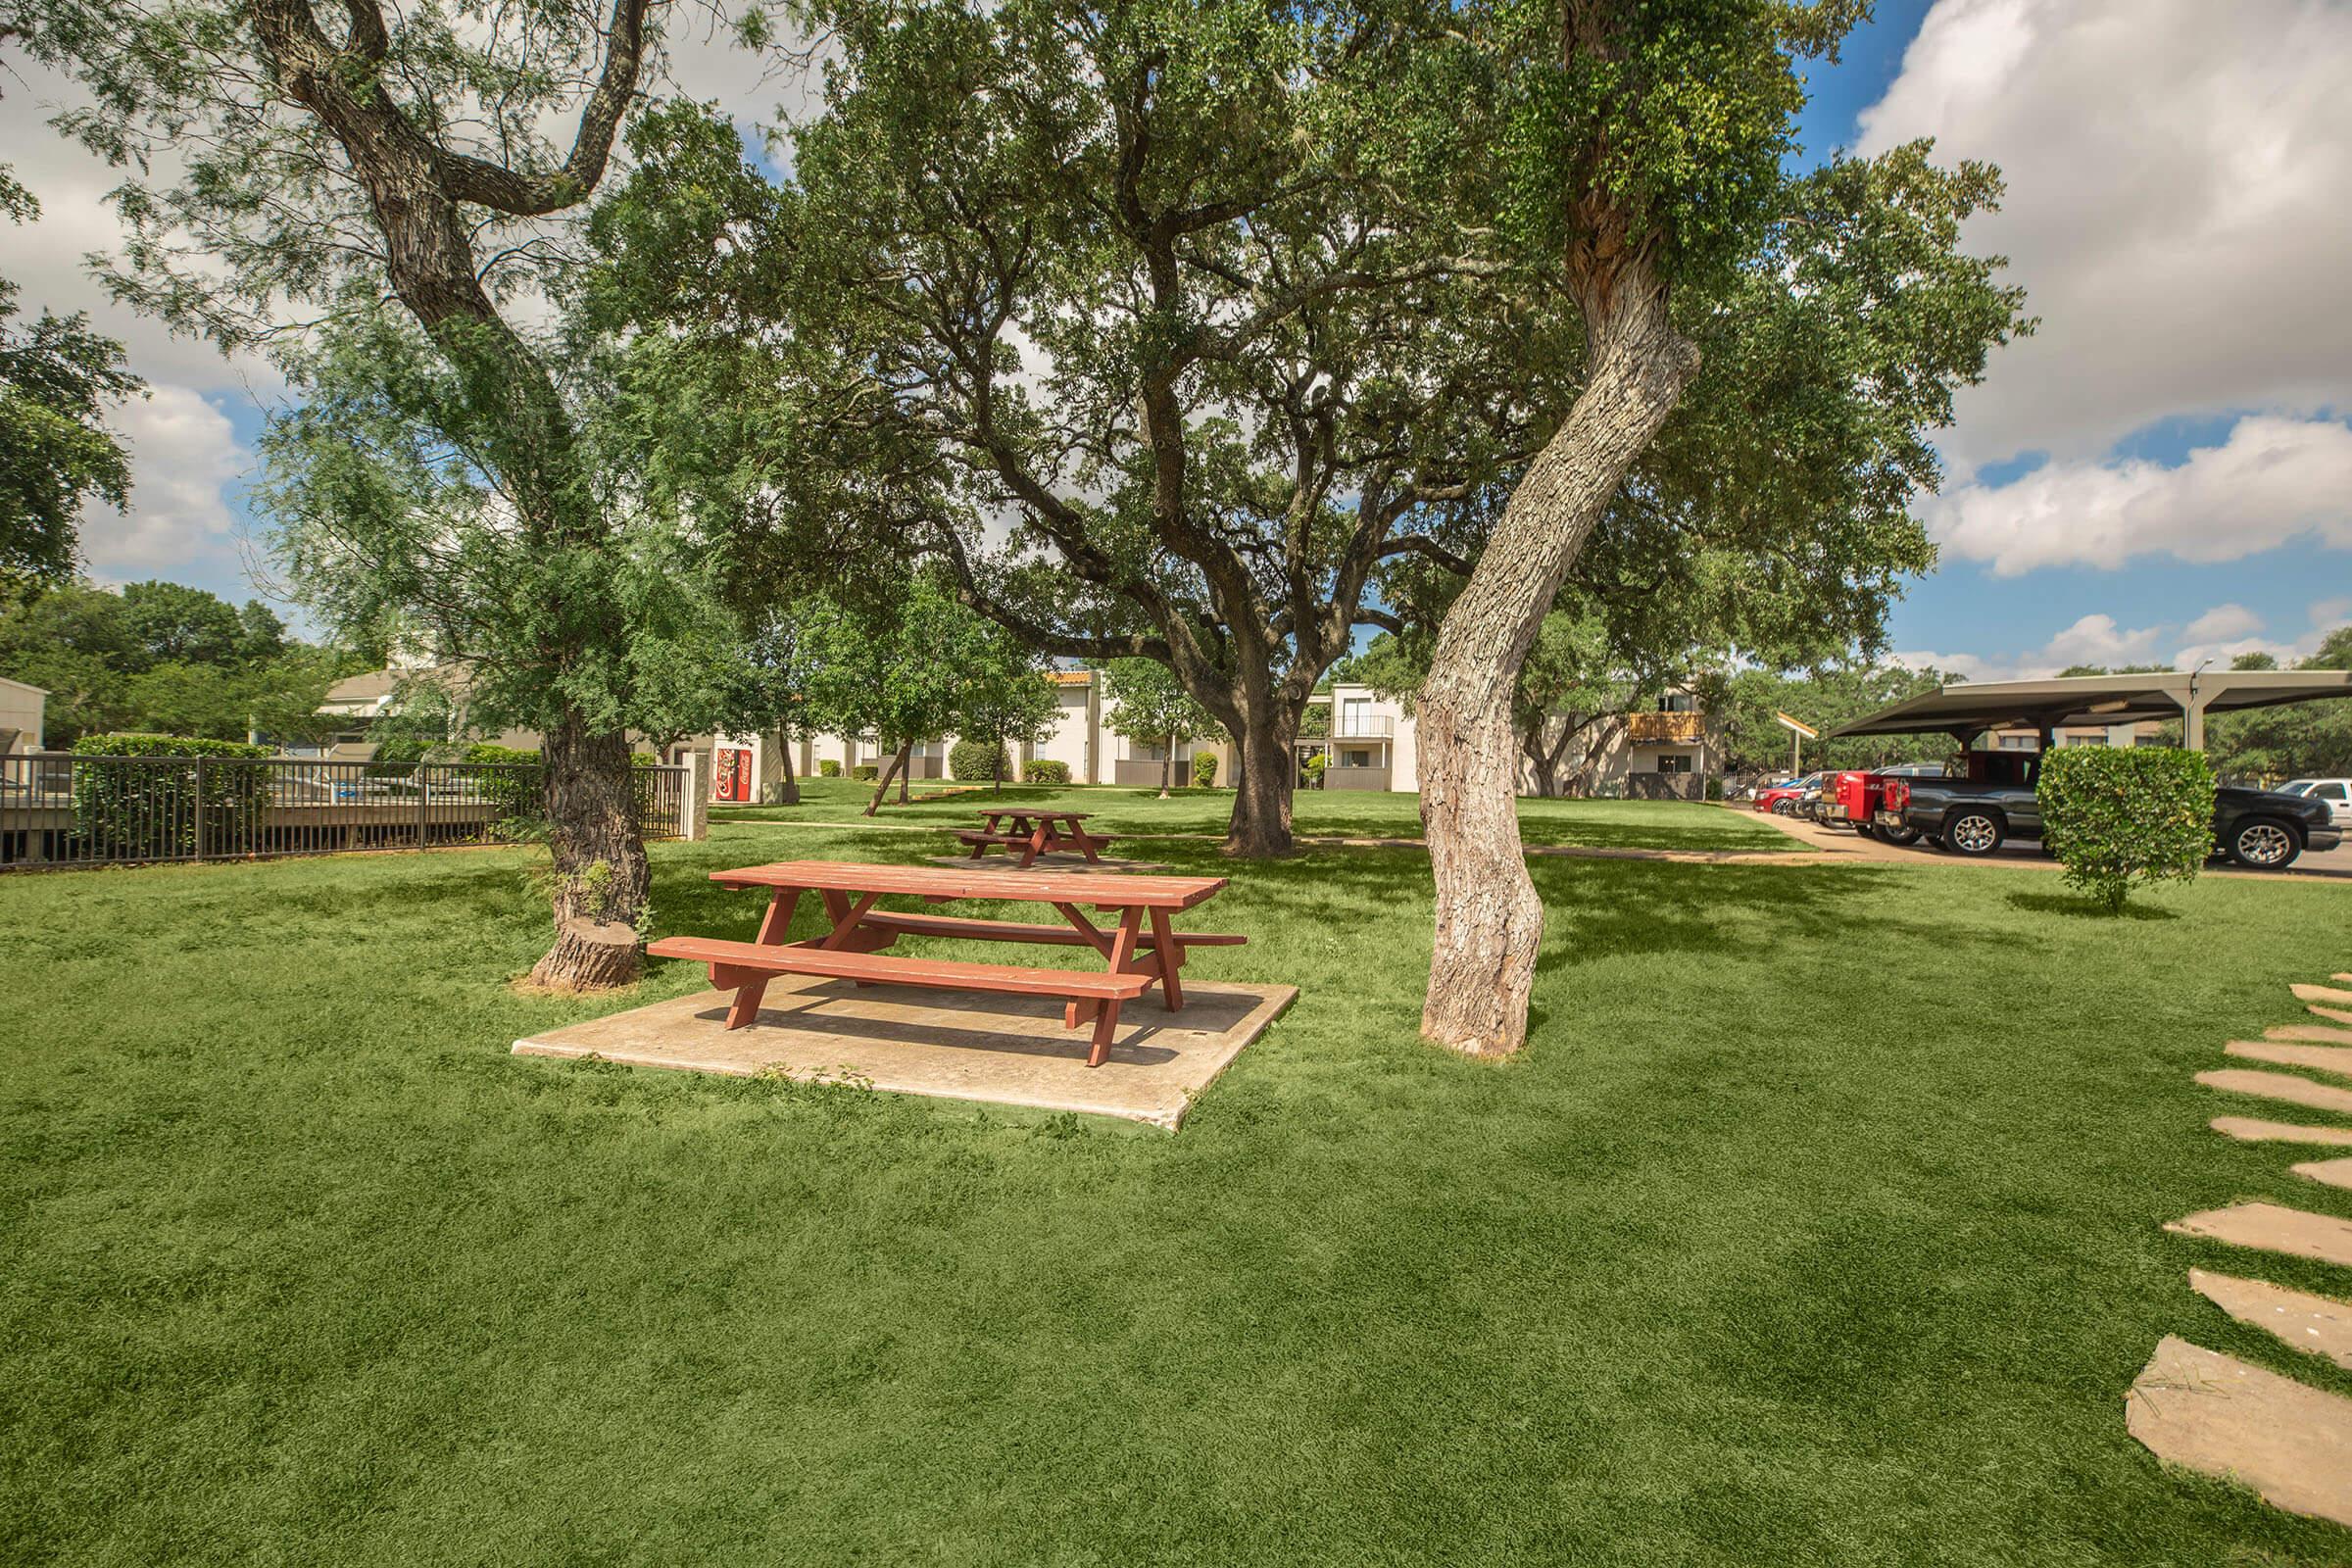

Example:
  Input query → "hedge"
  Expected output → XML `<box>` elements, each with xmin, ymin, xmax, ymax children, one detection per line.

<box><xmin>1191</xmin><ymin>753</ymin><xmax>1219</xmax><ymax>788</ymax></box>
<box><xmin>2036</xmin><ymin>746</ymin><xmax>2216</xmax><ymax>911</ymax></box>
<box><xmin>852</xmin><ymin>763</ymin><xmax>878</xmax><ymax>781</ymax></box>
<box><xmin>818</xmin><ymin>759</ymin><xmax>842</xmax><ymax>777</ymax></box>
<box><xmin>70</xmin><ymin>734</ymin><xmax>273</xmax><ymax>857</ymax></box>
<box><xmin>1022</xmin><ymin>758</ymin><xmax>1070</xmax><ymax>786</ymax></box>
<box><xmin>950</xmin><ymin>737</ymin><xmax>1011</xmax><ymax>783</ymax></box>
<box><xmin>458</xmin><ymin>743</ymin><xmax>545</xmax><ymax>823</ymax></box>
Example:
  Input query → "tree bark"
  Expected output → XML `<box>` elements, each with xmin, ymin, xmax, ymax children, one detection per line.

<box><xmin>863</xmin><ymin>741</ymin><xmax>910</xmax><ymax>815</ymax></box>
<box><xmin>1225</xmin><ymin>709</ymin><xmax>1298</xmax><ymax>856</ymax></box>
<box><xmin>776</xmin><ymin>733</ymin><xmax>800</xmax><ymax>805</ymax></box>
<box><xmin>1417</xmin><ymin>263</ymin><xmax>1700</xmax><ymax>1056</ymax></box>
<box><xmin>527</xmin><ymin>712</ymin><xmax>649</xmax><ymax>990</ymax></box>
<box><xmin>1159</xmin><ymin>734</ymin><xmax>1174</xmax><ymax>799</ymax></box>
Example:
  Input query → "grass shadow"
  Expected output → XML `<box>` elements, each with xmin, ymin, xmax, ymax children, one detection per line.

<box><xmin>2005</xmin><ymin>889</ymin><xmax>2182</xmax><ymax>922</ymax></box>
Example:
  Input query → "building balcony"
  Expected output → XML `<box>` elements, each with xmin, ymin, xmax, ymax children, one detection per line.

<box><xmin>1331</xmin><ymin>713</ymin><xmax>1396</xmax><ymax>738</ymax></box>
<box><xmin>1626</xmin><ymin>711</ymin><xmax>1705</xmax><ymax>744</ymax></box>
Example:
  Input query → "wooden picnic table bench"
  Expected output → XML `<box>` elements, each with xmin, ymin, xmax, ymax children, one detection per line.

<box><xmin>646</xmin><ymin>859</ymin><xmax>1241</xmax><ymax>1067</ymax></box>
<box><xmin>959</xmin><ymin>807</ymin><xmax>1116</xmax><ymax>867</ymax></box>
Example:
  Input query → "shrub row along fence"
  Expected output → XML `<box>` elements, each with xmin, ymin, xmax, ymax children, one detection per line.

<box><xmin>0</xmin><ymin>754</ymin><xmax>687</xmax><ymax>870</ymax></box>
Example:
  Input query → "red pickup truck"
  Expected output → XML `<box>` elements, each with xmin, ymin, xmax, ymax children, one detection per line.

<box><xmin>1816</xmin><ymin>762</ymin><xmax>1947</xmax><ymax>842</ymax></box>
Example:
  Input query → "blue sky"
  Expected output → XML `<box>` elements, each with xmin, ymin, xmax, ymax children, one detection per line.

<box><xmin>8</xmin><ymin>0</ymin><xmax>2348</xmax><ymax>678</ymax></box>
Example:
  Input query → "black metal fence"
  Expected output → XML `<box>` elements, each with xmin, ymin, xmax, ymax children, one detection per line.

<box><xmin>0</xmin><ymin>754</ymin><xmax>687</xmax><ymax>870</ymax></box>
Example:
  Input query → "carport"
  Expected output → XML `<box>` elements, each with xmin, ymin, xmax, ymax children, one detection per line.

<box><xmin>1831</xmin><ymin>669</ymin><xmax>2352</xmax><ymax>752</ymax></box>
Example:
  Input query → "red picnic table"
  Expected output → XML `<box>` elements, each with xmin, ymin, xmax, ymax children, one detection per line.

<box><xmin>646</xmin><ymin>859</ymin><xmax>1242</xmax><ymax>1066</ymax></box>
<box><xmin>957</xmin><ymin>807</ymin><xmax>1115</xmax><ymax>868</ymax></box>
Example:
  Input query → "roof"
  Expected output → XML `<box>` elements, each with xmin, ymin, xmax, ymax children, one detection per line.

<box><xmin>1045</xmin><ymin>669</ymin><xmax>1094</xmax><ymax>687</ymax></box>
<box><xmin>1832</xmin><ymin>669</ymin><xmax>2352</xmax><ymax>739</ymax></box>
<box><xmin>0</xmin><ymin>675</ymin><xmax>49</xmax><ymax>698</ymax></box>
<box><xmin>321</xmin><ymin>668</ymin><xmax>402</xmax><ymax>706</ymax></box>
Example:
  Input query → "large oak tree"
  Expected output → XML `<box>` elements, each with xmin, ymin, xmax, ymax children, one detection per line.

<box><xmin>10</xmin><ymin>0</ymin><xmax>755</xmax><ymax>987</ymax></box>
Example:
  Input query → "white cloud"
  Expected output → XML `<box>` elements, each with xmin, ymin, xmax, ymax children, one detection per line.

<box><xmin>1899</xmin><ymin>603</ymin><xmax>2338</xmax><ymax>682</ymax></box>
<box><xmin>2310</xmin><ymin>596</ymin><xmax>2352</xmax><ymax>630</ymax></box>
<box><xmin>1858</xmin><ymin>0</ymin><xmax>2352</xmax><ymax>470</ymax></box>
<box><xmin>2182</xmin><ymin>604</ymin><xmax>2264</xmax><ymax>644</ymax></box>
<box><xmin>1920</xmin><ymin>415</ymin><xmax>2352</xmax><ymax>575</ymax></box>
<box><xmin>79</xmin><ymin>387</ymin><xmax>253</xmax><ymax>576</ymax></box>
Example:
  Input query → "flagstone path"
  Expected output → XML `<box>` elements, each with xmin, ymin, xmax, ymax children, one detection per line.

<box><xmin>2127</xmin><ymin>1338</ymin><xmax>2352</xmax><ymax>1529</ymax></box>
<box><xmin>2128</xmin><ymin>974</ymin><xmax>2352</xmax><ymax>1534</ymax></box>
<box><xmin>2187</xmin><ymin>1270</ymin><xmax>2352</xmax><ymax>1371</ymax></box>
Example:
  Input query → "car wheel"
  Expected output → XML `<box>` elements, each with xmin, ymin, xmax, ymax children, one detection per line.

<box><xmin>1880</xmin><ymin>823</ymin><xmax>1922</xmax><ymax>847</ymax></box>
<box><xmin>1772</xmin><ymin>800</ymin><xmax>1793</xmax><ymax>816</ymax></box>
<box><xmin>2230</xmin><ymin>818</ymin><xmax>2302</xmax><ymax>870</ymax></box>
<box><xmin>1852</xmin><ymin>822</ymin><xmax>1880</xmax><ymax>842</ymax></box>
<box><xmin>1943</xmin><ymin>810</ymin><xmax>2004</xmax><ymax>857</ymax></box>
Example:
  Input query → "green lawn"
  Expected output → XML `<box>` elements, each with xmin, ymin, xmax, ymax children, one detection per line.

<box><xmin>715</xmin><ymin>775</ymin><xmax>1802</xmax><ymax>854</ymax></box>
<box><xmin>5</xmin><ymin>827</ymin><xmax>2350</xmax><ymax>1564</ymax></box>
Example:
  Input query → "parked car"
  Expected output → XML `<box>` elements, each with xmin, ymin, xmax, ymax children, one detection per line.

<box><xmin>2278</xmin><ymin>779</ymin><xmax>2352</xmax><ymax>829</ymax></box>
<box><xmin>1753</xmin><ymin>774</ymin><xmax>1823</xmax><ymax>815</ymax></box>
<box><xmin>1877</xmin><ymin>755</ymin><xmax>2343</xmax><ymax>868</ymax></box>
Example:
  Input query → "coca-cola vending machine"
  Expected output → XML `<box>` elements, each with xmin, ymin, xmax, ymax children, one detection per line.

<box><xmin>713</xmin><ymin>744</ymin><xmax>753</xmax><ymax>804</ymax></box>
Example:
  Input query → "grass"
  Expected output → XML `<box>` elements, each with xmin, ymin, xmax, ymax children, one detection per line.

<box><xmin>714</xmin><ymin>776</ymin><xmax>1803</xmax><ymax>855</ymax></box>
<box><xmin>5</xmin><ymin>824</ymin><xmax>2351</xmax><ymax>1564</ymax></box>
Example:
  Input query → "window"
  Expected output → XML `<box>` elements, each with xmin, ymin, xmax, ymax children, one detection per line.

<box><xmin>1656</xmin><ymin>754</ymin><xmax>1691</xmax><ymax>775</ymax></box>
<box><xmin>1658</xmin><ymin>693</ymin><xmax>1696</xmax><ymax>712</ymax></box>
<box><xmin>2318</xmin><ymin>783</ymin><xmax>2348</xmax><ymax>801</ymax></box>
<box><xmin>1341</xmin><ymin>748</ymin><xmax>1373</xmax><ymax>768</ymax></box>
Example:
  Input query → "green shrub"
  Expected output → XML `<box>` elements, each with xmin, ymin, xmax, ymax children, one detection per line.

<box><xmin>852</xmin><ymin>763</ymin><xmax>878</xmax><ymax>782</ymax></box>
<box><xmin>457</xmin><ymin>743</ymin><xmax>545</xmax><ymax>823</ymax></box>
<box><xmin>1191</xmin><ymin>752</ymin><xmax>1219</xmax><ymax>788</ymax></box>
<box><xmin>1301</xmin><ymin>752</ymin><xmax>1329</xmax><ymax>789</ymax></box>
<box><xmin>950</xmin><ymin>737</ymin><xmax>1011</xmax><ymax>783</ymax></box>
<box><xmin>1022</xmin><ymin>758</ymin><xmax>1070</xmax><ymax>785</ymax></box>
<box><xmin>818</xmin><ymin>759</ymin><xmax>842</xmax><ymax>777</ymax></box>
<box><xmin>2036</xmin><ymin>747</ymin><xmax>2216</xmax><ymax>911</ymax></box>
<box><xmin>70</xmin><ymin>733</ymin><xmax>272</xmax><ymax>857</ymax></box>
<box><xmin>365</xmin><ymin>733</ymin><xmax>433</xmax><ymax>780</ymax></box>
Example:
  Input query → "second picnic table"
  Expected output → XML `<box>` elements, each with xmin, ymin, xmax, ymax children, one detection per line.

<box><xmin>647</xmin><ymin>858</ymin><xmax>1242</xmax><ymax>1066</ymax></box>
<box><xmin>958</xmin><ymin>807</ymin><xmax>1115</xmax><ymax>867</ymax></box>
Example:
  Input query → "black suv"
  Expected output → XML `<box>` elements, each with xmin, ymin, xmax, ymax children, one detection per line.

<box><xmin>1878</xmin><ymin>758</ymin><xmax>2342</xmax><ymax>869</ymax></box>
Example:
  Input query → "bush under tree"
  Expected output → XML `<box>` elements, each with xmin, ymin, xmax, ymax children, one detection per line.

<box><xmin>1022</xmin><ymin>759</ymin><xmax>1070</xmax><ymax>786</ymax></box>
<box><xmin>2036</xmin><ymin>748</ymin><xmax>2217</xmax><ymax>912</ymax></box>
<box><xmin>1192</xmin><ymin>753</ymin><xmax>1219</xmax><ymax>789</ymax></box>
<box><xmin>949</xmin><ymin>738</ymin><xmax>1011</xmax><ymax>785</ymax></box>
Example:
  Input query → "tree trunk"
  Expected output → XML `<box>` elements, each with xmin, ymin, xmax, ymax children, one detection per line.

<box><xmin>1225</xmin><ymin>710</ymin><xmax>1298</xmax><ymax>856</ymax></box>
<box><xmin>1525</xmin><ymin>728</ymin><xmax>1559</xmax><ymax>800</ymax></box>
<box><xmin>1418</xmin><ymin>266</ymin><xmax>1700</xmax><ymax>1056</ymax></box>
<box><xmin>527</xmin><ymin>709</ymin><xmax>649</xmax><ymax>991</ymax></box>
<box><xmin>1159</xmin><ymin>735</ymin><xmax>1173</xmax><ymax>799</ymax></box>
<box><xmin>864</xmin><ymin>741</ymin><xmax>910</xmax><ymax>815</ymax></box>
<box><xmin>899</xmin><ymin>748</ymin><xmax>912</xmax><ymax>804</ymax></box>
<box><xmin>776</xmin><ymin>732</ymin><xmax>800</xmax><ymax>805</ymax></box>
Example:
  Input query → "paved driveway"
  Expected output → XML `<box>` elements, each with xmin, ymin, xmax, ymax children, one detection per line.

<box><xmin>1740</xmin><ymin>804</ymin><xmax>2352</xmax><ymax>883</ymax></box>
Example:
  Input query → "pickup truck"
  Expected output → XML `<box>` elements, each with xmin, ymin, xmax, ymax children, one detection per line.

<box><xmin>1876</xmin><ymin>756</ymin><xmax>2343</xmax><ymax>869</ymax></box>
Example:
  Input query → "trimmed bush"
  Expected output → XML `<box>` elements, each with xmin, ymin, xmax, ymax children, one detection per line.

<box><xmin>818</xmin><ymin>759</ymin><xmax>842</xmax><ymax>777</ymax></box>
<box><xmin>950</xmin><ymin>737</ymin><xmax>1011</xmax><ymax>783</ymax></box>
<box><xmin>70</xmin><ymin>733</ymin><xmax>272</xmax><ymax>857</ymax></box>
<box><xmin>852</xmin><ymin>763</ymin><xmax>878</xmax><ymax>781</ymax></box>
<box><xmin>1301</xmin><ymin>752</ymin><xmax>1328</xmax><ymax>789</ymax></box>
<box><xmin>1191</xmin><ymin>752</ymin><xmax>1219</xmax><ymax>788</ymax></box>
<box><xmin>2037</xmin><ymin>746</ymin><xmax>2216</xmax><ymax>911</ymax></box>
<box><xmin>1021</xmin><ymin>758</ymin><xmax>1070</xmax><ymax>786</ymax></box>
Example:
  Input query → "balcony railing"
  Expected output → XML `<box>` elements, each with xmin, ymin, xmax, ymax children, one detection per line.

<box><xmin>1625</xmin><ymin>711</ymin><xmax>1705</xmax><ymax>744</ymax></box>
<box><xmin>1332</xmin><ymin>712</ymin><xmax>1396</xmax><ymax>738</ymax></box>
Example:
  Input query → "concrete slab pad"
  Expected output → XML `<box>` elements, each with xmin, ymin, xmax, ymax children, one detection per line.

<box><xmin>2310</xmin><ymin>1004</ymin><xmax>2352</xmax><ymax>1026</ymax></box>
<box><xmin>2295</xmin><ymin>1157</ymin><xmax>2352</xmax><ymax>1193</ymax></box>
<box><xmin>2294</xmin><ymin>984</ymin><xmax>2352</xmax><ymax>1007</ymax></box>
<box><xmin>514</xmin><ymin>975</ymin><xmax>1296</xmax><ymax>1130</ymax></box>
<box><xmin>2197</xmin><ymin>1068</ymin><xmax>2352</xmax><ymax>1117</ymax></box>
<box><xmin>2269</xmin><ymin>1024</ymin><xmax>2352</xmax><ymax>1046</ymax></box>
<box><xmin>2212</xmin><ymin>1117</ymin><xmax>2352</xmax><ymax>1148</ymax></box>
<box><xmin>2189</xmin><ymin>1269</ymin><xmax>2352</xmax><ymax>1371</ymax></box>
<box><xmin>2167</xmin><ymin>1202</ymin><xmax>2352</xmax><ymax>1269</ymax></box>
<box><xmin>2227</xmin><ymin>1041</ymin><xmax>2352</xmax><ymax>1079</ymax></box>
<box><xmin>2127</xmin><ymin>1335</ymin><xmax>2352</xmax><ymax>1529</ymax></box>
<box><xmin>920</xmin><ymin>852</ymin><xmax>1171</xmax><ymax>874</ymax></box>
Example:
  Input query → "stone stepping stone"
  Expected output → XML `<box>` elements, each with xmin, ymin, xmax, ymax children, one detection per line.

<box><xmin>2213</xmin><ymin>1117</ymin><xmax>2352</xmax><ymax>1147</ymax></box>
<box><xmin>2310</xmin><ymin>1004</ymin><xmax>2352</xmax><ymax>1027</ymax></box>
<box><xmin>2127</xmin><ymin>1336</ymin><xmax>2352</xmax><ymax>1527</ymax></box>
<box><xmin>2297</xmin><ymin>984</ymin><xmax>2352</xmax><ymax>1006</ymax></box>
<box><xmin>2227</xmin><ymin>1041</ymin><xmax>2352</xmax><ymax>1078</ymax></box>
<box><xmin>2197</xmin><ymin>1068</ymin><xmax>2352</xmax><ymax>1117</ymax></box>
<box><xmin>2296</xmin><ymin>1157</ymin><xmax>2352</xmax><ymax>1192</ymax></box>
<box><xmin>2269</xmin><ymin>1023</ymin><xmax>2352</xmax><ymax>1046</ymax></box>
<box><xmin>2189</xmin><ymin>1269</ymin><xmax>2352</xmax><ymax>1371</ymax></box>
<box><xmin>2168</xmin><ymin>1202</ymin><xmax>2352</xmax><ymax>1270</ymax></box>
